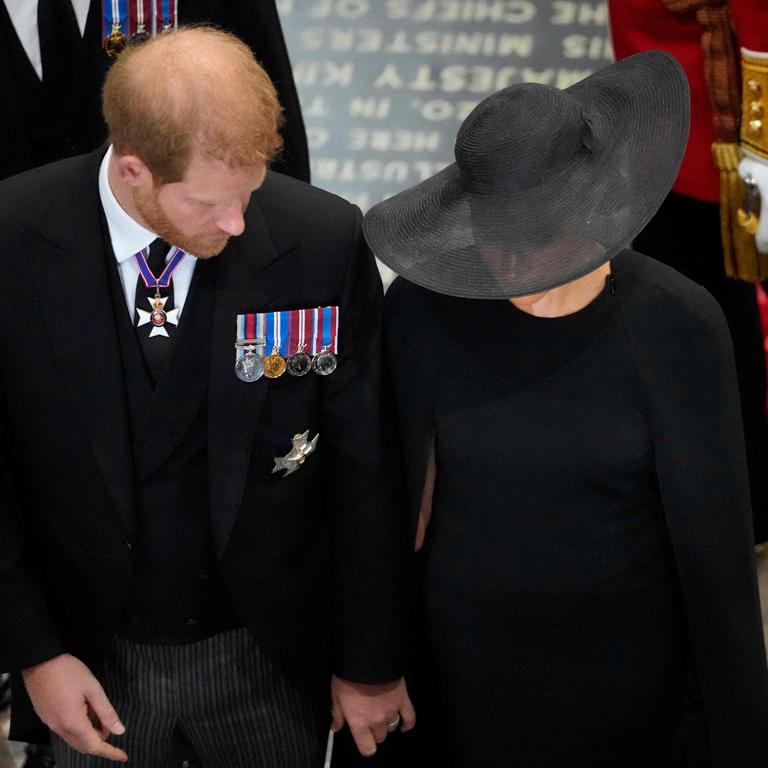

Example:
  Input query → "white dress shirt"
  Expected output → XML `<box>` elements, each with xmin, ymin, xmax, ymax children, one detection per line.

<box><xmin>98</xmin><ymin>146</ymin><xmax>198</xmax><ymax>320</ymax></box>
<box><xmin>3</xmin><ymin>0</ymin><xmax>90</xmax><ymax>80</ymax></box>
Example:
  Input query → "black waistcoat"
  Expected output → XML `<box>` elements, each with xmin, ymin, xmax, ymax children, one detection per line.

<box><xmin>0</xmin><ymin>0</ymin><xmax>107</xmax><ymax>179</ymax></box>
<box><xmin>103</xmin><ymin>243</ymin><xmax>241</xmax><ymax>644</ymax></box>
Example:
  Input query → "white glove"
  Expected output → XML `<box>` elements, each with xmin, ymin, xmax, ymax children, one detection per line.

<box><xmin>739</xmin><ymin>151</ymin><xmax>768</xmax><ymax>254</ymax></box>
<box><xmin>739</xmin><ymin>48</ymin><xmax>768</xmax><ymax>253</ymax></box>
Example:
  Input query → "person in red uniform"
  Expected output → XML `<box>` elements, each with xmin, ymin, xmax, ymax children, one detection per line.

<box><xmin>608</xmin><ymin>0</ymin><xmax>768</xmax><ymax>542</ymax></box>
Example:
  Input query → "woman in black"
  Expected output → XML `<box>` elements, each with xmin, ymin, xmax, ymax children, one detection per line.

<box><xmin>364</xmin><ymin>51</ymin><xmax>768</xmax><ymax>767</ymax></box>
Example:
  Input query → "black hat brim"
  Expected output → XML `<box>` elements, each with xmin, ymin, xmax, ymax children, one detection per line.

<box><xmin>364</xmin><ymin>50</ymin><xmax>690</xmax><ymax>299</ymax></box>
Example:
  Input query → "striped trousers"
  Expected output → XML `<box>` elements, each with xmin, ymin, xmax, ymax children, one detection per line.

<box><xmin>51</xmin><ymin>628</ymin><xmax>327</xmax><ymax>768</ymax></box>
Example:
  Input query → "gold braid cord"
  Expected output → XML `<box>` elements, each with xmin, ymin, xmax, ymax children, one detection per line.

<box><xmin>741</xmin><ymin>52</ymin><xmax>768</xmax><ymax>160</ymax></box>
<box><xmin>661</xmin><ymin>0</ymin><xmax>766</xmax><ymax>279</ymax></box>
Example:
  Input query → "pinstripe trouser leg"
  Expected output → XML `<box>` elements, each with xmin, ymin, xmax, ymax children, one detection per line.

<box><xmin>51</xmin><ymin>628</ymin><xmax>327</xmax><ymax>768</ymax></box>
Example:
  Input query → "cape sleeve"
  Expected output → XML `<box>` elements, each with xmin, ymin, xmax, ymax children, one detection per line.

<box><xmin>621</xmin><ymin>273</ymin><xmax>768</xmax><ymax>764</ymax></box>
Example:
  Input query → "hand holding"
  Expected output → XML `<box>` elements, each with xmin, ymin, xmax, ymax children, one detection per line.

<box><xmin>22</xmin><ymin>653</ymin><xmax>127</xmax><ymax>762</ymax></box>
<box><xmin>330</xmin><ymin>675</ymin><xmax>415</xmax><ymax>757</ymax></box>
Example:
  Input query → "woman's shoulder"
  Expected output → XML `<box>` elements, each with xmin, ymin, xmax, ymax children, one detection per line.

<box><xmin>612</xmin><ymin>249</ymin><xmax>728</xmax><ymax>335</ymax></box>
<box><xmin>384</xmin><ymin>276</ymin><xmax>452</xmax><ymax>335</ymax></box>
<box><xmin>611</xmin><ymin>249</ymin><xmax>733</xmax><ymax>363</ymax></box>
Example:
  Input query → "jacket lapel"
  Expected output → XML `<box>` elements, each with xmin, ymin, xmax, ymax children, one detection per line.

<box><xmin>208</xmin><ymin>193</ymin><xmax>298</xmax><ymax>558</ymax></box>
<box><xmin>29</xmin><ymin>150</ymin><xmax>136</xmax><ymax>534</ymax></box>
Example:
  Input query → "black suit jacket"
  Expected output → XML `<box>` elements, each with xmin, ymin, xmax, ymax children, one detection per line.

<box><xmin>0</xmin><ymin>0</ymin><xmax>309</xmax><ymax>182</ymax></box>
<box><xmin>0</xmin><ymin>149</ymin><xmax>406</xmax><ymax>741</ymax></box>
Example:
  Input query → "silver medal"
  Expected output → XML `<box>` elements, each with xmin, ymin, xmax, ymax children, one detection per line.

<box><xmin>287</xmin><ymin>351</ymin><xmax>312</xmax><ymax>377</ymax></box>
<box><xmin>235</xmin><ymin>352</ymin><xmax>264</xmax><ymax>382</ymax></box>
<box><xmin>312</xmin><ymin>349</ymin><xmax>338</xmax><ymax>376</ymax></box>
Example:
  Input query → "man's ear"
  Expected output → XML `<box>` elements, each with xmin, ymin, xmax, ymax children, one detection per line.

<box><xmin>114</xmin><ymin>153</ymin><xmax>152</xmax><ymax>189</ymax></box>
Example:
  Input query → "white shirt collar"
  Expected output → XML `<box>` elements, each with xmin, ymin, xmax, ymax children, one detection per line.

<box><xmin>98</xmin><ymin>145</ymin><xmax>158</xmax><ymax>265</ymax></box>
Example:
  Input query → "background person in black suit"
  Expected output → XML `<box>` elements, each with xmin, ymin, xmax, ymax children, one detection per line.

<box><xmin>0</xmin><ymin>0</ymin><xmax>309</xmax><ymax>182</ymax></box>
<box><xmin>0</xmin><ymin>26</ymin><xmax>412</xmax><ymax>767</ymax></box>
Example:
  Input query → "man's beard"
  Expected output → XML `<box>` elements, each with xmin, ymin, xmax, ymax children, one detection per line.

<box><xmin>134</xmin><ymin>185</ymin><xmax>230</xmax><ymax>258</ymax></box>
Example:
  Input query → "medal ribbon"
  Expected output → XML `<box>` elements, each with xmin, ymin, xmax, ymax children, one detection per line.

<box><xmin>236</xmin><ymin>314</ymin><xmax>249</xmax><ymax>363</ymax></box>
<box><xmin>129</xmin><ymin>0</ymin><xmax>152</xmax><ymax>36</ymax></box>
<box><xmin>154</xmin><ymin>0</ymin><xmax>177</xmax><ymax>31</ymax></box>
<box><xmin>265</xmin><ymin>311</ymin><xmax>289</xmax><ymax>356</ymax></box>
<box><xmin>237</xmin><ymin>307</ymin><xmax>338</xmax><ymax>362</ymax></box>
<box><xmin>311</xmin><ymin>308</ymin><xmax>320</xmax><ymax>356</ymax></box>
<box><xmin>311</xmin><ymin>306</ymin><xmax>339</xmax><ymax>354</ymax></box>
<box><xmin>286</xmin><ymin>308</ymin><xmax>307</xmax><ymax>357</ymax></box>
<box><xmin>134</xmin><ymin>246</ymin><xmax>187</xmax><ymax>289</ymax></box>
<box><xmin>103</xmin><ymin>0</ymin><xmax>128</xmax><ymax>41</ymax></box>
<box><xmin>256</xmin><ymin>313</ymin><xmax>266</xmax><ymax>350</ymax></box>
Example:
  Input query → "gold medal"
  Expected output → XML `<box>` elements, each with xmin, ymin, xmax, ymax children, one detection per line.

<box><xmin>105</xmin><ymin>24</ymin><xmax>127</xmax><ymax>59</ymax></box>
<box><xmin>264</xmin><ymin>349</ymin><xmax>287</xmax><ymax>379</ymax></box>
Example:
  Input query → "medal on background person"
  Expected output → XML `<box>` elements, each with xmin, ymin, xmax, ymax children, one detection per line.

<box><xmin>103</xmin><ymin>0</ymin><xmax>178</xmax><ymax>57</ymax></box>
<box><xmin>129</xmin><ymin>0</ymin><xmax>151</xmax><ymax>44</ymax></box>
<box><xmin>103</xmin><ymin>0</ymin><xmax>127</xmax><ymax>58</ymax></box>
<box><xmin>154</xmin><ymin>0</ymin><xmax>178</xmax><ymax>33</ymax></box>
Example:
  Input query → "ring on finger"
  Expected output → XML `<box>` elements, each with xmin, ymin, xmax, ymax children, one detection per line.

<box><xmin>386</xmin><ymin>714</ymin><xmax>401</xmax><ymax>730</ymax></box>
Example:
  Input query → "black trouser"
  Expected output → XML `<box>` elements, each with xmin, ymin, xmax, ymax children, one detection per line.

<box><xmin>51</xmin><ymin>628</ymin><xmax>326</xmax><ymax>768</ymax></box>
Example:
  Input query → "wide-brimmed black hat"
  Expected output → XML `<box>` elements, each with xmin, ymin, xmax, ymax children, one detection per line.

<box><xmin>364</xmin><ymin>50</ymin><xmax>690</xmax><ymax>299</ymax></box>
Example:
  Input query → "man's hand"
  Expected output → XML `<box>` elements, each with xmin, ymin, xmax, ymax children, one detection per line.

<box><xmin>22</xmin><ymin>653</ymin><xmax>127</xmax><ymax>762</ymax></box>
<box><xmin>739</xmin><ymin>152</ymin><xmax>768</xmax><ymax>253</ymax></box>
<box><xmin>330</xmin><ymin>675</ymin><xmax>415</xmax><ymax>758</ymax></box>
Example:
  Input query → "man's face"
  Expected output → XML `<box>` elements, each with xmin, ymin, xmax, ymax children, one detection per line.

<box><xmin>134</xmin><ymin>154</ymin><xmax>267</xmax><ymax>258</ymax></box>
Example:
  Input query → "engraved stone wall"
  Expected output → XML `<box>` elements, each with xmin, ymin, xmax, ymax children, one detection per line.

<box><xmin>278</xmin><ymin>1</ymin><xmax>612</xmax><ymax>210</ymax></box>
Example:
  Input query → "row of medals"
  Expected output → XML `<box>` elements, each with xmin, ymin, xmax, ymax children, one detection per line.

<box><xmin>104</xmin><ymin>24</ymin><xmax>166</xmax><ymax>59</ymax></box>
<box><xmin>235</xmin><ymin>344</ymin><xmax>338</xmax><ymax>383</ymax></box>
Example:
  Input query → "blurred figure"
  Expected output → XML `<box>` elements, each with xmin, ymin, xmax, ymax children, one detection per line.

<box><xmin>608</xmin><ymin>0</ymin><xmax>768</xmax><ymax>541</ymax></box>
<box><xmin>0</xmin><ymin>0</ymin><xmax>309</xmax><ymax>182</ymax></box>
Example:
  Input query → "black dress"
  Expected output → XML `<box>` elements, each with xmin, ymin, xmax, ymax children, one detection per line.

<box><xmin>385</xmin><ymin>250</ymin><xmax>768</xmax><ymax>767</ymax></box>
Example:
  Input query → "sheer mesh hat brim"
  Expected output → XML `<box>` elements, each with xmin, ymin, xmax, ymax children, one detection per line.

<box><xmin>364</xmin><ymin>51</ymin><xmax>690</xmax><ymax>299</ymax></box>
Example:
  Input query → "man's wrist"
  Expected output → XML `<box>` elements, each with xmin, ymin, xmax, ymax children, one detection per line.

<box><xmin>21</xmin><ymin>651</ymin><xmax>69</xmax><ymax>678</ymax></box>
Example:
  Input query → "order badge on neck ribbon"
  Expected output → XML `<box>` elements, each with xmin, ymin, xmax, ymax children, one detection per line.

<box><xmin>134</xmin><ymin>246</ymin><xmax>187</xmax><ymax>338</ymax></box>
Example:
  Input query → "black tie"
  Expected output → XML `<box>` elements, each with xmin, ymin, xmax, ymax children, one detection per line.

<box><xmin>37</xmin><ymin>0</ymin><xmax>81</xmax><ymax>96</ymax></box>
<box><xmin>134</xmin><ymin>239</ymin><xmax>176</xmax><ymax>382</ymax></box>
